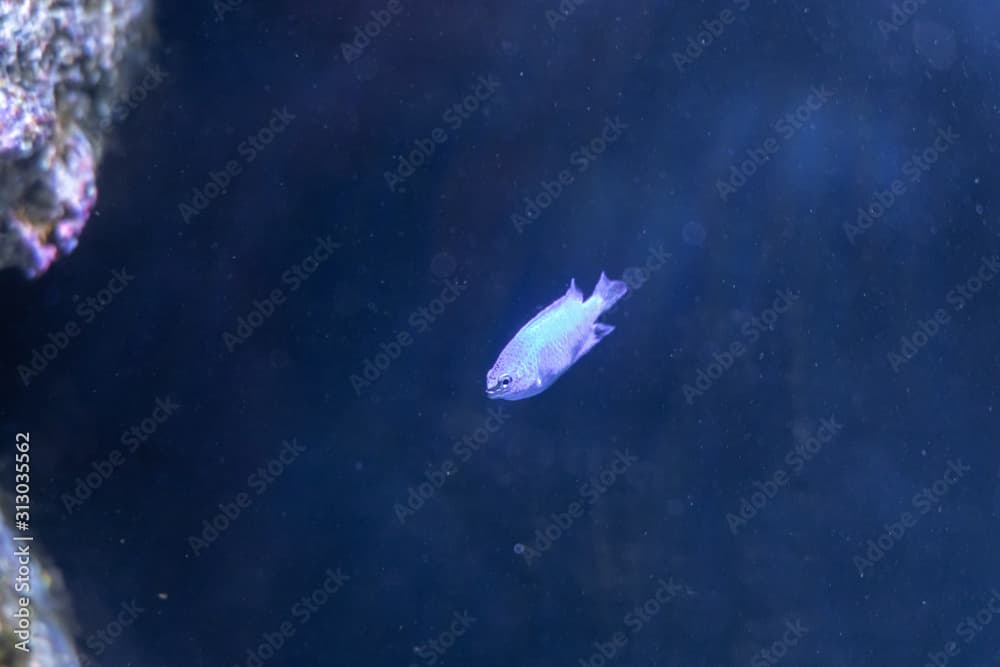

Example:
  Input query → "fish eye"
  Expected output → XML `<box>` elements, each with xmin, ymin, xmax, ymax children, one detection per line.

<box><xmin>500</xmin><ymin>376</ymin><xmax>511</xmax><ymax>387</ymax></box>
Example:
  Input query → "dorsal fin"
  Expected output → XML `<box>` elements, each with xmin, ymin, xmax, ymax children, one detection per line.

<box><xmin>523</xmin><ymin>278</ymin><xmax>582</xmax><ymax>328</ymax></box>
<box><xmin>565</xmin><ymin>278</ymin><xmax>583</xmax><ymax>301</ymax></box>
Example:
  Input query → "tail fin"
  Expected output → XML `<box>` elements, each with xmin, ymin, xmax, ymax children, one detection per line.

<box><xmin>590</xmin><ymin>271</ymin><xmax>628</xmax><ymax>312</ymax></box>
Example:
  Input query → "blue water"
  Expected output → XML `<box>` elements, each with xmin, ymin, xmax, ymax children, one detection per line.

<box><xmin>2</xmin><ymin>1</ymin><xmax>1000</xmax><ymax>666</ymax></box>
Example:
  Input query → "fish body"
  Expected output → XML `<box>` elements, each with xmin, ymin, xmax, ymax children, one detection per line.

<box><xmin>486</xmin><ymin>272</ymin><xmax>628</xmax><ymax>400</ymax></box>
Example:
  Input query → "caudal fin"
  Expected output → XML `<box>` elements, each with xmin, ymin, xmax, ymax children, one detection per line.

<box><xmin>590</xmin><ymin>271</ymin><xmax>628</xmax><ymax>312</ymax></box>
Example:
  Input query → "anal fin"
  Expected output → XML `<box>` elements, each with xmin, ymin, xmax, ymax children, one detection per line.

<box><xmin>573</xmin><ymin>323</ymin><xmax>615</xmax><ymax>362</ymax></box>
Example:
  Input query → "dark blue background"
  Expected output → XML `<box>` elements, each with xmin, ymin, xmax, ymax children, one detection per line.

<box><xmin>2</xmin><ymin>1</ymin><xmax>1000</xmax><ymax>665</ymax></box>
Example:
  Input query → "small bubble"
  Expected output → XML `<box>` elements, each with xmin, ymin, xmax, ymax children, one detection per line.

<box><xmin>913</xmin><ymin>21</ymin><xmax>958</xmax><ymax>71</ymax></box>
<box><xmin>513</xmin><ymin>543</ymin><xmax>525</xmax><ymax>555</ymax></box>
<box><xmin>430</xmin><ymin>252</ymin><xmax>457</xmax><ymax>278</ymax></box>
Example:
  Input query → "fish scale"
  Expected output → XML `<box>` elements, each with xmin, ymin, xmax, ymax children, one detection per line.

<box><xmin>485</xmin><ymin>272</ymin><xmax>628</xmax><ymax>401</ymax></box>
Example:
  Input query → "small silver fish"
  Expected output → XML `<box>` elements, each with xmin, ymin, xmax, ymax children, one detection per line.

<box><xmin>486</xmin><ymin>272</ymin><xmax>628</xmax><ymax>401</ymax></box>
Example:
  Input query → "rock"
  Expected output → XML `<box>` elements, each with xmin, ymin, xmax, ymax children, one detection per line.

<box><xmin>0</xmin><ymin>0</ymin><xmax>154</xmax><ymax>278</ymax></box>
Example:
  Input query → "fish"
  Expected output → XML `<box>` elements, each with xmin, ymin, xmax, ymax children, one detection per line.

<box><xmin>486</xmin><ymin>272</ymin><xmax>628</xmax><ymax>401</ymax></box>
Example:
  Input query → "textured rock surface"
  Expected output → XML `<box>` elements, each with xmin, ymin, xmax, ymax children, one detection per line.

<box><xmin>0</xmin><ymin>0</ymin><xmax>153</xmax><ymax>278</ymax></box>
<box><xmin>0</xmin><ymin>504</ymin><xmax>79</xmax><ymax>667</ymax></box>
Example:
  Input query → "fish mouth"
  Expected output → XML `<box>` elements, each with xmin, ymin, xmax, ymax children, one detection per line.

<box><xmin>485</xmin><ymin>383</ymin><xmax>503</xmax><ymax>398</ymax></box>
